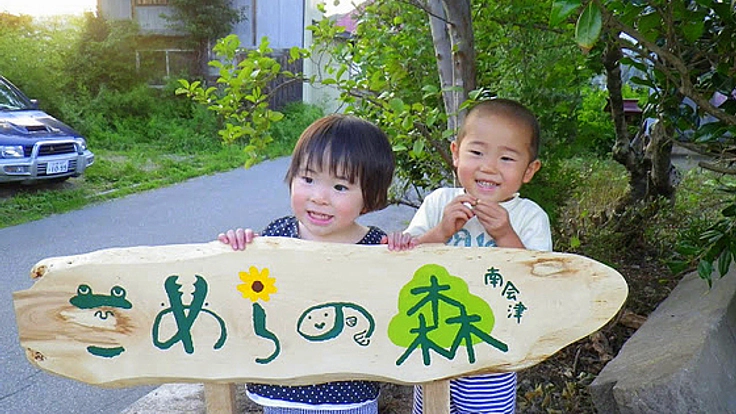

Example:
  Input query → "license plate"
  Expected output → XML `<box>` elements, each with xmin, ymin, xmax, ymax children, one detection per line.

<box><xmin>46</xmin><ymin>160</ymin><xmax>69</xmax><ymax>175</ymax></box>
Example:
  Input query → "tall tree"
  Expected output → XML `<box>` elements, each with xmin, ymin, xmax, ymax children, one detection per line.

<box><xmin>553</xmin><ymin>0</ymin><xmax>736</xmax><ymax>201</ymax></box>
<box><xmin>552</xmin><ymin>0</ymin><xmax>736</xmax><ymax>283</ymax></box>
<box><xmin>167</xmin><ymin>0</ymin><xmax>243</xmax><ymax>77</ymax></box>
<box><xmin>180</xmin><ymin>0</ymin><xmax>585</xmax><ymax>206</ymax></box>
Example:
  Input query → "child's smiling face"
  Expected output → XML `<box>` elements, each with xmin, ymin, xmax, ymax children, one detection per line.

<box><xmin>451</xmin><ymin>113</ymin><xmax>541</xmax><ymax>203</ymax></box>
<box><xmin>290</xmin><ymin>161</ymin><xmax>366</xmax><ymax>243</ymax></box>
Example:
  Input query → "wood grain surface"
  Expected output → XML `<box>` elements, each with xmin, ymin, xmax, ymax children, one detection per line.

<box><xmin>13</xmin><ymin>237</ymin><xmax>627</xmax><ymax>388</ymax></box>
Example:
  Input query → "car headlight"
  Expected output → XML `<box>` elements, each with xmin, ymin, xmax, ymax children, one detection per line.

<box><xmin>76</xmin><ymin>138</ymin><xmax>88</xmax><ymax>151</ymax></box>
<box><xmin>1</xmin><ymin>145</ymin><xmax>24</xmax><ymax>158</ymax></box>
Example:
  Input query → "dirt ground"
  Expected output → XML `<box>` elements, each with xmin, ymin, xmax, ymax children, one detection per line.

<box><xmin>514</xmin><ymin>250</ymin><xmax>679</xmax><ymax>413</ymax></box>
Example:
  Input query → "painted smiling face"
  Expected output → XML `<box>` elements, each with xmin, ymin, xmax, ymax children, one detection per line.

<box><xmin>298</xmin><ymin>304</ymin><xmax>340</xmax><ymax>340</ymax></box>
<box><xmin>296</xmin><ymin>302</ymin><xmax>375</xmax><ymax>346</ymax></box>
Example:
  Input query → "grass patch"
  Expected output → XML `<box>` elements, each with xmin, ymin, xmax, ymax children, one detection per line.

<box><xmin>0</xmin><ymin>95</ymin><xmax>323</xmax><ymax>229</ymax></box>
<box><xmin>552</xmin><ymin>156</ymin><xmax>729</xmax><ymax>266</ymax></box>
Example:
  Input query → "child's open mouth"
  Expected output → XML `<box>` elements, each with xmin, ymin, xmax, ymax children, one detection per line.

<box><xmin>307</xmin><ymin>211</ymin><xmax>333</xmax><ymax>224</ymax></box>
<box><xmin>476</xmin><ymin>180</ymin><xmax>499</xmax><ymax>189</ymax></box>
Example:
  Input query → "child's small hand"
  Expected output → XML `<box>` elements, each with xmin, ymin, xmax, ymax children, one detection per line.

<box><xmin>382</xmin><ymin>232</ymin><xmax>419</xmax><ymax>251</ymax></box>
<box><xmin>437</xmin><ymin>194</ymin><xmax>477</xmax><ymax>238</ymax></box>
<box><xmin>473</xmin><ymin>200</ymin><xmax>524</xmax><ymax>248</ymax></box>
<box><xmin>217</xmin><ymin>228</ymin><xmax>256</xmax><ymax>250</ymax></box>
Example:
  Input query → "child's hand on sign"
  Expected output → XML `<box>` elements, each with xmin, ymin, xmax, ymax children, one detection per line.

<box><xmin>383</xmin><ymin>232</ymin><xmax>419</xmax><ymax>251</ymax></box>
<box><xmin>218</xmin><ymin>228</ymin><xmax>257</xmax><ymax>250</ymax></box>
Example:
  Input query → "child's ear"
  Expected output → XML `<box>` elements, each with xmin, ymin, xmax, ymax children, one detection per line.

<box><xmin>523</xmin><ymin>159</ymin><xmax>542</xmax><ymax>183</ymax></box>
<box><xmin>450</xmin><ymin>140</ymin><xmax>460</xmax><ymax>168</ymax></box>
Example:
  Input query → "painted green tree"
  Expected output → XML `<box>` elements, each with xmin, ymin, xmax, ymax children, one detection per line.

<box><xmin>389</xmin><ymin>264</ymin><xmax>507</xmax><ymax>366</ymax></box>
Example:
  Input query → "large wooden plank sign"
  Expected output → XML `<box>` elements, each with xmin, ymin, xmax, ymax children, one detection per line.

<box><xmin>14</xmin><ymin>238</ymin><xmax>627</xmax><ymax>388</ymax></box>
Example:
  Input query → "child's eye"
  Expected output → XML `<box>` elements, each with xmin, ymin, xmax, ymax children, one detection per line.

<box><xmin>469</xmin><ymin>150</ymin><xmax>482</xmax><ymax>156</ymax></box>
<box><xmin>501</xmin><ymin>156</ymin><xmax>516</xmax><ymax>162</ymax></box>
<box><xmin>334</xmin><ymin>184</ymin><xmax>349</xmax><ymax>192</ymax></box>
<box><xmin>301</xmin><ymin>176</ymin><xmax>313</xmax><ymax>184</ymax></box>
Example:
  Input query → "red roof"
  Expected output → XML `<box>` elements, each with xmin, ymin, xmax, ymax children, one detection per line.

<box><xmin>622</xmin><ymin>99</ymin><xmax>642</xmax><ymax>114</ymax></box>
<box><xmin>334</xmin><ymin>12</ymin><xmax>357</xmax><ymax>33</ymax></box>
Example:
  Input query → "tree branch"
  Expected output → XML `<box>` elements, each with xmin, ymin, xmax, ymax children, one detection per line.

<box><xmin>597</xmin><ymin>1</ymin><xmax>736</xmax><ymax>126</ymax></box>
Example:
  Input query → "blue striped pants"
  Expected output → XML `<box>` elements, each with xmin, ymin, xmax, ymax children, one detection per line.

<box><xmin>413</xmin><ymin>372</ymin><xmax>516</xmax><ymax>414</ymax></box>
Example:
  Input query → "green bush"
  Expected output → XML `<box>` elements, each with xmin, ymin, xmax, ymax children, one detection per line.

<box><xmin>64</xmin><ymin>14</ymin><xmax>146</xmax><ymax>96</ymax></box>
<box><xmin>573</xmin><ymin>87</ymin><xmax>616</xmax><ymax>157</ymax></box>
<box><xmin>57</xmin><ymin>84</ymin><xmax>222</xmax><ymax>154</ymax></box>
<box><xmin>266</xmin><ymin>102</ymin><xmax>324</xmax><ymax>157</ymax></box>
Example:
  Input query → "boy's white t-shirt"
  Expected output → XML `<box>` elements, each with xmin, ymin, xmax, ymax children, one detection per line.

<box><xmin>406</xmin><ymin>187</ymin><xmax>552</xmax><ymax>414</ymax></box>
<box><xmin>405</xmin><ymin>187</ymin><xmax>552</xmax><ymax>251</ymax></box>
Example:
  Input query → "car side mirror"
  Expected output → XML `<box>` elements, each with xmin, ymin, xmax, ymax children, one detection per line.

<box><xmin>30</xmin><ymin>99</ymin><xmax>39</xmax><ymax>109</ymax></box>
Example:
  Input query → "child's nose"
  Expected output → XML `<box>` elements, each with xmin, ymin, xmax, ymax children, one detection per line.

<box><xmin>310</xmin><ymin>185</ymin><xmax>330</xmax><ymax>204</ymax></box>
<box><xmin>481</xmin><ymin>160</ymin><xmax>498</xmax><ymax>173</ymax></box>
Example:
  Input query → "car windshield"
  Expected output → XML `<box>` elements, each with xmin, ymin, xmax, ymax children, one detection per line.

<box><xmin>0</xmin><ymin>79</ymin><xmax>32</xmax><ymax>111</ymax></box>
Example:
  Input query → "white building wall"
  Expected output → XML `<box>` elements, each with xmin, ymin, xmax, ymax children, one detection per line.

<box><xmin>302</xmin><ymin>0</ymin><xmax>345</xmax><ymax>114</ymax></box>
<box><xmin>231</xmin><ymin>0</ymin><xmax>256</xmax><ymax>48</ymax></box>
<box><xmin>256</xmin><ymin>0</ymin><xmax>304</xmax><ymax>49</ymax></box>
<box><xmin>99</xmin><ymin>0</ymin><xmax>132</xmax><ymax>19</ymax></box>
<box><xmin>135</xmin><ymin>6</ymin><xmax>181</xmax><ymax>35</ymax></box>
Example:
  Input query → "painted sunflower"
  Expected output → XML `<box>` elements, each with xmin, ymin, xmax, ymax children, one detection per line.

<box><xmin>237</xmin><ymin>266</ymin><xmax>278</xmax><ymax>302</ymax></box>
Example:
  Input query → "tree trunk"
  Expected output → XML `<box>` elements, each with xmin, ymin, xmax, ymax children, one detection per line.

<box><xmin>428</xmin><ymin>0</ymin><xmax>475</xmax><ymax>133</ymax></box>
<box><xmin>647</xmin><ymin>116</ymin><xmax>676</xmax><ymax>201</ymax></box>
<box><xmin>427</xmin><ymin>0</ymin><xmax>457</xmax><ymax>134</ymax></box>
<box><xmin>603</xmin><ymin>39</ymin><xmax>676</xmax><ymax>208</ymax></box>
<box><xmin>603</xmin><ymin>41</ymin><xmax>648</xmax><ymax>203</ymax></box>
<box><xmin>198</xmin><ymin>39</ymin><xmax>211</xmax><ymax>81</ymax></box>
<box><xmin>442</xmin><ymin>0</ymin><xmax>475</xmax><ymax>128</ymax></box>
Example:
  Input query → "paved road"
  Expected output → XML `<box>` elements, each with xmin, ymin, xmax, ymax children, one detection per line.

<box><xmin>0</xmin><ymin>157</ymin><xmax>414</xmax><ymax>414</ymax></box>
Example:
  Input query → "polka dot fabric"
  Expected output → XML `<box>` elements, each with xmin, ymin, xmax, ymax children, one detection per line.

<box><xmin>259</xmin><ymin>216</ymin><xmax>385</xmax><ymax>245</ymax></box>
<box><xmin>246</xmin><ymin>216</ymin><xmax>385</xmax><ymax>411</ymax></box>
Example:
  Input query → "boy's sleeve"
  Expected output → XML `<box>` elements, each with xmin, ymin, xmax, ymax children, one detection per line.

<box><xmin>404</xmin><ymin>190</ymin><xmax>441</xmax><ymax>237</ymax></box>
<box><xmin>517</xmin><ymin>207</ymin><xmax>552</xmax><ymax>252</ymax></box>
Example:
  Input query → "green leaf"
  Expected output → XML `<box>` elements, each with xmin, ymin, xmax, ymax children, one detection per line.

<box><xmin>570</xmin><ymin>235</ymin><xmax>581</xmax><ymax>248</ymax></box>
<box><xmin>389</xmin><ymin>98</ymin><xmax>405</xmax><ymax>113</ymax></box>
<box><xmin>682</xmin><ymin>20</ymin><xmax>704</xmax><ymax>43</ymax></box>
<box><xmin>411</xmin><ymin>139</ymin><xmax>425</xmax><ymax>156</ymax></box>
<box><xmin>718</xmin><ymin>249</ymin><xmax>732</xmax><ymax>277</ymax></box>
<box><xmin>666</xmin><ymin>260</ymin><xmax>690</xmax><ymax>275</ymax></box>
<box><xmin>401</xmin><ymin>116</ymin><xmax>413</xmax><ymax>130</ymax></box>
<box><xmin>698</xmin><ymin>259</ymin><xmax>714</xmax><ymax>288</ymax></box>
<box><xmin>722</xmin><ymin>204</ymin><xmax>736</xmax><ymax>217</ymax></box>
<box><xmin>268</xmin><ymin>111</ymin><xmax>284</xmax><ymax>122</ymax></box>
<box><xmin>575</xmin><ymin>2</ymin><xmax>602</xmax><ymax>52</ymax></box>
<box><xmin>289</xmin><ymin>47</ymin><xmax>300</xmax><ymax>61</ymax></box>
<box><xmin>637</xmin><ymin>12</ymin><xmax>662</xmax><ymax>42</ymax></box>
<box><xmin>630</xmin><ymin>76</ymin><xmax>656</xmax><ymax>89</ymax></box>
<box><xmin>550</xmin><ymin>0</ymin><xmax>581</xmax><ymax>27</ymax></box>
<box><xmin>421</xmin><ymin>84</ymin><xmax>439</xmax><ymax>94</ymax></box>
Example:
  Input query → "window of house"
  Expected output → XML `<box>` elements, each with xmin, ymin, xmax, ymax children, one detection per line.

<box><xmin>135</xmin><ymin>0</ymin><xmax>169</xmax><ymax>5</ymax></box>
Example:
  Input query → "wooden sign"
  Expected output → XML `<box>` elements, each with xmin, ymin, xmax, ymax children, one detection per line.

<box><xmin>13</xmin><ymin>237</ymin><xmax>627</xmax><ymax>388</ymax></box>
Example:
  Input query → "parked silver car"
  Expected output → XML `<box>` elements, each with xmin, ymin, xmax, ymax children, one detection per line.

<box><xmin>0</xmin><ymin>76</ymin><xmax>94</xmax><ymax>183</ymax></box>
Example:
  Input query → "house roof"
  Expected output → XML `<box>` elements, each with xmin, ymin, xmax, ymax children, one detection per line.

<box><xmin>623</xmin><ymin>99</ymin><xmax>643</xmax><ymax>114</ymax></box>
<box><xmin>604</xmin><ymin>98</ymin><xmax>642</xmax><ymax>115</ymax></box>
<box><xmin>334</xmin><ymin>11</ymin><xmax>357</xmax><ymax>33</ymax></box>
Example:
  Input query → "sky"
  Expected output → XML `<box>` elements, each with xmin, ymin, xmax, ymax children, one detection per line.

<box><xmin>0</xmin><ymin>0</ymin><xmax>96</xmax><ymax>17</ymax></box>
<box><xmin>0</xmin><ymin>0</ymin><xmax>362</xmax><ymax>17</ymax></box>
